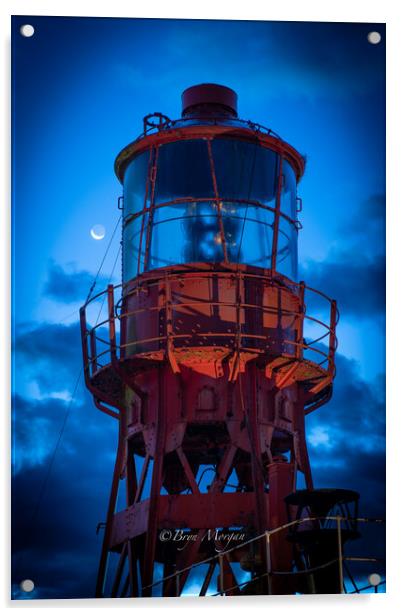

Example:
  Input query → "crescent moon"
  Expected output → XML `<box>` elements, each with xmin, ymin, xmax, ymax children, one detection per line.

<box><xmin>90</xmin><ymin>225</ymin><xmax>105</xmax><ymax>240</ymax></box>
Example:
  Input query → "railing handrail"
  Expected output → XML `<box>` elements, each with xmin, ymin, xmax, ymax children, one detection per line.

<box><xmin>83</xmin><ymin>270</ymin><xmax>336</xmax><ymax>310</ymax></box>
<box><xmin>139</xmin><ymin>515</ymin><xmax>385</xmax><ymax>593</ymax></box>
<box><xmin>131</xmin><ymin>114</ymin><xmax>283</xmax><ymax>145</ymax></box>
<box><xmin>81</xmin><ymin>271</ymin><xmax>337</xmax><ymax>381</ymax></box>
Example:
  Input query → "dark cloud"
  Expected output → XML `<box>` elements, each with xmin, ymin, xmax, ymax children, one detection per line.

<box><xmin>12</xmin><ymin>391</ymin><xmax>117</xmax><ymax>599</ymax></box>
<box><xmin>306</xmin><ymin>352</ymin><xmax>385</xmax><ymax>517</ymax></box>
<box><xmin>301</xmin><ymin>253</ymin><xmax>385</xmax><ymax>318</ymax></box>
<box><xmin>305</xmin><ymin>352</ymin><xmax>385</xmax><ymax>582</ymax></box>
<box><xmin>161</xmin><ymin>20</ymin><xmax>385</xmax><ymax>102</ymax></box>
<box><xmin>300</xmin><ymin>193</ymin><xmax>385</xmax><ymax>318</ymax></box>
<box><xmin>14</xmin><ymin>320</ymin><xmax>110</xmax><ymax>398</ymax></box>
<box><xmin>271</xmin><ymin>22</ymin><xmax>385</xmax><ymax>94</ymax></box>
<box><xmin>309</xmin><ymin>440</ymin><xmax>386</xmax><ymax>584</ymax></box>
<box><xmin>12</xmin><ymin>394</ymin><xmax>71</xmax><ymax>474</ymax></box>
<box><xmin>43</xmin><ymin>260</ymin><xmax>108</xmax><ymax>303</ymax></box>
<box><xmin>12</xmin><ymin>315</ymin><xmax>118</xmax><ymax>598</ymax></box>
<box><xmin>341</xmin><ymin>194</ymin><xmax>385</xmax><ymax>251</ymax></box>
<box><xmin>14</xmin><ymin>321</ymin><xmax>82</xmax><ymax>395</ymax></box>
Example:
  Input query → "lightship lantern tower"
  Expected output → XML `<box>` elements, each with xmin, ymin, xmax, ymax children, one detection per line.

<box><xmin>80</xmin><ymin>84</ymin><xmax>348</xmax><ymax>597</ymax></box>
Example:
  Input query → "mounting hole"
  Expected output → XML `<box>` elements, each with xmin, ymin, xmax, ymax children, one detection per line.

<box><xmin>20</xmin><ymin>579</ymin><xmax>35</xmax><ymax>593</ymax></box>
<box><xmin>20</xmin><ymin>24</ymin><xmax>35</xmax><ymax>38</ymax></box>
<box><xmin>368</xmin><ymin>572</ymin><xmax>381</xmax><ymax>587</ymax></box>
<box><xmin>367</xmin><ymin>31</ymin><xmax>381</xmax><ymax>45</ymax></box>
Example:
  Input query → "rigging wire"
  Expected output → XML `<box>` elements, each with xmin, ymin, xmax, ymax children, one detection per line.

<box><xmin>42</xmin><ymin>215</ymin><xmax>122</xmax><ymax>328</ymax></box>
<box><xmin>93</xmin><ymin>244</ymin><xmax>122</xmax><ymax>325</ymax></box>
<box><xmin>85</xmin><ymin>214</ymin><xmax>122</xmax><ymax>305</ymax></box>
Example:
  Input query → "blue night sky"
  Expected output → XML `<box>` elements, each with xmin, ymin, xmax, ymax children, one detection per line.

<box><xmin>11</xmin><ymin>16</ymin><xmax>385</xmax><ymax>599</ymax></box>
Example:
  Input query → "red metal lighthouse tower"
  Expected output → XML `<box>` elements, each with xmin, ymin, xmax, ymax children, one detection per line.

<box><xmin>80</xmin><ymin>84</ymin><xmax>343</xmax><ymax>597</ymax></box>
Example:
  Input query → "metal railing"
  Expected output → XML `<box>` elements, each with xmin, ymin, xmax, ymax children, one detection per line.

<box><xmin>137</xmin><ymin>114</ymin><xmax>283</xmax><ymax>144</ymax></box>
<box><xmin>80</xmin><ymin>271</ymin><xmax>338</xmax><ymax>385</ymax></box>
<box><xmin>136</xmin><ymin>516</ymin><xmax>385</xmax><ymax>597</ymax></box>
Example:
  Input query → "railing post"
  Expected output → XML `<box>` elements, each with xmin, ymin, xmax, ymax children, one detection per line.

<box><xmin>108</xmin><ymin>285</ymin><xmax>117</xmax><ymax>361</ymax></box>
<box><xmin>329</xmin><ymin>299</ymin><xmax>337</xmax><ymax>374</ymax></box>
<box><xmin>336</xmin><ymin>515</ymin><xmax>344</xmax><ymax>593</ymax></box>
<box><xmin>228</xmin><ymin>271</ymin><xmax>242</xmax><ymax>382</ymax></box>
<box><xmin>297</xmin><ymin>281</ymin><xmax>305</xmax><ymax>360</ymax></box>
<box><xmin>265</xmin><ymin>531</ymin><xmax>272</xmax><ymax>595</ymax></box>
<box><xmin>218</xmin><ymin>554</ymin><xmax>224</xmax><ymax>596</ymax></box>
<box><xmin>164</xmin><ymin>275</ymin><xmax>180</xmax><ymax>374</ymax></box>
<box><xmin>89</xmin><ymin>329</ymin><xmax>97</xmax><ymax>375</ymax></box>
<box><xmin>79</xmin><ymin>306</ymin><xmax>90</xmax><ymax>384</ymax></box>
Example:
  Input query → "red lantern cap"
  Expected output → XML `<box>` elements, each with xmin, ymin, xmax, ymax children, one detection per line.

<box><xmin>181</xmin><ymin>83</ymin><xmax>238</xmax><ymax>118</ymax></box>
